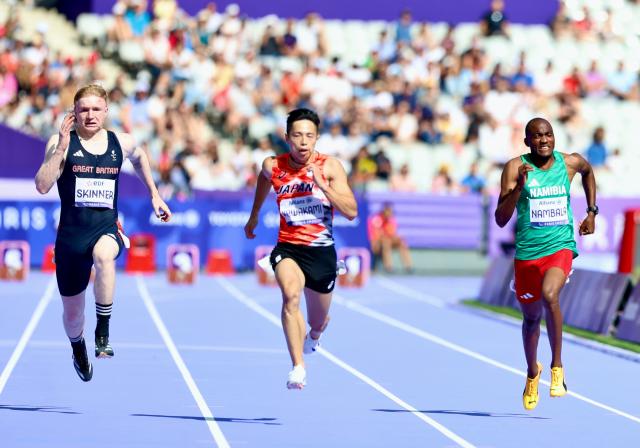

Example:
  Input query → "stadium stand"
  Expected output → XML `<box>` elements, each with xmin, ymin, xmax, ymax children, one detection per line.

<box><xmin>1</xmin><ymin>0</ymin><xmax>640</xmax><ymax>200</ymax></box>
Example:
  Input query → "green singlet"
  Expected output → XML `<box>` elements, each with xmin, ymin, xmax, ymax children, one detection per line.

<box><xmin>515</xmin><ymin>151</ymin><xmax>578</xmax><ymax>261</ymax></box>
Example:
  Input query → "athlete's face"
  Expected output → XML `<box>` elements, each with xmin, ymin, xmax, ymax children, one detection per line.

<box><xmin>74</xmin><ymin>95</ymin><xmax>108</xmax><ymax>134</ymax></box>
<box><xmin>525</xmin><ymin>120</ymin><xmax>555</xmax><ymax>158</ymax></box>
<box><xmin>286</xmin><ymin>119</ymin><xmax>318</xmax><ymax>164</ymax></box>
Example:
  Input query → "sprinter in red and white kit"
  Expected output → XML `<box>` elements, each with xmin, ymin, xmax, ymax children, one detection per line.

<box><xmin>245</xmin><ymin>108</ymin><xmax>358</xmax><ymax>389</ymax></box>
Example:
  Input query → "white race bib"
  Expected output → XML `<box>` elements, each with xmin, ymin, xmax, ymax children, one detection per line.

<box><xmin>529</xmin><ymin>196</ymin><xmax>568</xmax><ymax>227</ymax></box>
<box><xmin>74</xmin><ymin>177</ymin><xmax>116</xmax><ymax>208</ymax></box>
<box><xmin>280</xmin><ymin>196</ymin><xmax>325</xmax><ymax>226</ymax></box>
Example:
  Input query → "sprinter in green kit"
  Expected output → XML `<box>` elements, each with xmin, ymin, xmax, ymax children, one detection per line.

<box><xmin>495</xmin><ymin>118</ymin><xmax>597</xmax><ymax>410</ymax></box>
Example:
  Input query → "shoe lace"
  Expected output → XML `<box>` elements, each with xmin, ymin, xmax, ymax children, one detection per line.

<box><xmin>551</xmin><ymin>368</ymin><xmax>562</xmax><ymax>387</ymax></box>
<box><xmin>526</xmin><ymin>376</ymin><xmax>538</xmax><ymax>396</ymax></box>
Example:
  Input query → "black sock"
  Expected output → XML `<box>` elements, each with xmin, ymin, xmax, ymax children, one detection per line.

<box><xmin>69</xmin><ymin>334</ymin><xmax>86</xmax><ymax>358</ymax></box>
<box><xmin>95</xmin><ymin>303</ymin><xmax>112</xmax><ymax>338</ymax></box>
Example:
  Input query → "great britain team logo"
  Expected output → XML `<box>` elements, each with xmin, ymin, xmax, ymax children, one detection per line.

<box><xmin>111</xmin><ymin>149</ymin><xmax>117</xmax><ymax>161</ymax></box>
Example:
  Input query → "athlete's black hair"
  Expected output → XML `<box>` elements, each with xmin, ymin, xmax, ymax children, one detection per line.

<box><xmin>286</xmin><ymin>108</ymin><xmax>320</xmax><ymax>135</ymax></box>
<box><xmin>524</xmin><ymin>117</ymin><xmax>552</xmax><ymax>137</ymax></box>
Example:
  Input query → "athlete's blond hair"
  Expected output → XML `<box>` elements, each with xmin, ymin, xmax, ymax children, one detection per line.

<box><xmin>73</xmin><ymin>84</ymin><xmax>108</xmax><ymax>104</ymax></box>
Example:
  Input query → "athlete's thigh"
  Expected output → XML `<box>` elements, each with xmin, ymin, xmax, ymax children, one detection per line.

<box><xmin>274</xmin><ymin>258</ymin><xmax>306</xmax><ymax>294</ymax></box>
<box><xmin>541</xmin><ymin>267</ymin><xmax>567</xmax><ymax>299</ymax></box>
<box><xmin>55</xmin><ymin>239</ymin><xmax>93</xmax><ymax>296</ymax></box>
<box><xmin>92</xmin><ymin>234</ymin><xmax>120</xmax><ymax>262</ymax></box>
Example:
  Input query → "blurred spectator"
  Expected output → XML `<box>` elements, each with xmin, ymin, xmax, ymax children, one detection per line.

<box><xmin>251</xmin><ymin>137</ymin><xmax>276</xmax><ymax>170</ymax></box>
<box><xmin>389</xmin><ymin>100</ymin><xmax>418</xmax><ymax>143</ymax></box>
<box><xmin>535</xmin><ymin>60</ymin><xmax>563</xmax><ymax>97</ymax></box>
<box><xmin>431</xmin><ymin>164</ymin><xmax>457</xmax><ymax>194</ymax></box>
<box><xmin>282</xmin><ymin>19</ymin><xmax>299</xmax><ymax>56</ymax></box>
<box><xmin>572</xmin><ymin>6</ymin><xmax>593</xmax><ymax>41</ymax></box>
<box><xmin>583</xmin><ymin>60</ymin><xmax>606</xmax><ymax>97</ymax></box>
<box><xmin>563</xmin><ymin>67</ymin><xmax>585</xmax><ymax>98</ymax></box>
<box><xmin>125</xmin><ymin>0</ymin><xmax>152</xmax><ymax>38</ymax></box>
<box><xmin>550</xmin><ymin>0</ymin><xmax>571</xmax><ymax>38</ymax></box>
<box><xmin>258</xmin><ymin>24</ymin><xmax>281</xmax><ymax>56</ymax></box>
<box><xmin>107</xmin><ymin>3</ymin><xmax>133</xmax><ymax>46</ymax></box>
<box><xmin>295</xmin><ymin>12</ymin><xmax>326</xmax><ymax>57</ymax></box>
<box><xmin>395</xmin><ymin>9</ymin><xmax>413</xmax><ymax>44</ymax></box>
<box><xmin>143</xmin><ymin>24</ymin><xmax>170</xmax><ymax>83</ymax></box>
<box><xmin>511</xmin><ymin>59</ymin><xmax>534</xmax><ymax>90</ymax></box>
<box><xmin>280</xmin><ymin>65</ymin><xmax>302</xmax><ymax>106</ymax></box>
<box><xmin>367</xmin><ymin>203</ymin><xmax>413</xmax><ymax>273</ymax></box>
<box><xmin>0</xmin><ymin>64</ymin><xmax>17</xmax><ymax>108</ymax></box>
<box><xmin>460</xmin><ymin>162</ymin><xmax>486</xmax><ymax>194</ymax></box>
<box><xmin>389</xmin><ymin>163</ymin><xmax>417</xmax><ymax>192</ymax></box>
<box><xmin>480</xmin><ymin>0</ymin><xmax>509</xmax><ymax>38</ymax></box>
<box><xmin>371</xmin><ymin>29</ymin><xmax>396</xmax><ymax>63</ymax></box>
<box><xmin>122</xmin><ymin>79</ymin><xmax>153</xmax><ymax>143</ymax></box>
<box><xmin>418</xmin><ymin>118</ymin><xmax>443</xmax><ymax>145</ymax></box>
<box><xmin>607</xmin><ymin>61</ymin><xmax>637</xmax><ymax>101</ymax></box>
<box><xmin>585</xmin><ymin>127</ymin><xmax>608</xmax><ymax>168</ymax></box>
<box><xmin>349</xmin><ymin>146</ymin><xmax>377</xmax><ymax>193</ymax></box>
<box><xmin>606</xmin><ymin>148</ymin><xmax>623</xmax><ymax>174</ymax></box>
<box><xmin>373</xmin><ymin>147</ymin><xmax>392</xmax><ymax>180</ymax></box>
<box><xmin>316</xmin><ymin>122</ymin><xmax>348</xmax><ymax>158</ymax></box>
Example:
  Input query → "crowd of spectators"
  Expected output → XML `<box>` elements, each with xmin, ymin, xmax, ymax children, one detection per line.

<box><xmin>1</xmin><ymin>0</ymin><xmax>639</xmax><ymax>199</ymax></box>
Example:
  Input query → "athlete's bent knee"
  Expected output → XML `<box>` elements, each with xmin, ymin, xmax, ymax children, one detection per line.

<box><xmin>93</xmin><ymin>251</ymin><xmax>115</xmax><ymax>269</ymax></box>
<box><xmin>281</xmin><ymin>288</ymin><xmax>301</xmax><ymax>311</ymax></box>
<box><xmin>523</xmin><ymin>313</ymin><xmax>541</xmax><ymax>330</ymax></box>
<box><xmin>541</xmin><ymin>288</ymin><xmax>560</xmax><ymax>307</ymax></box>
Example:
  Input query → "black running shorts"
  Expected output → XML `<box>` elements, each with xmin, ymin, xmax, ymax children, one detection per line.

<box><xmin>270</xmin><ymin>242</ymin><xmax>337</xmax><ymax>293</ymax></box>
<box><xmin>54</xmin><ymin>224</ymin><xmax>125</xmax><ymax>297</ymax></box>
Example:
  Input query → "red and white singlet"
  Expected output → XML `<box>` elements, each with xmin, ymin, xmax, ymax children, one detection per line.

<box><xmin>270</xmin><ymin>153</ymin><xmax>334</xmax><ymax>247</ymax></box>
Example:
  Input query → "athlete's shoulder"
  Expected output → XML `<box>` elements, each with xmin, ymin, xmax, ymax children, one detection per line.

<box><xmin>504</xmin><ymin>155</ymin><xmax>525</xmax><ymax>170</ymax></box>
<box><xmin>264</xmin><ymin>154</ymin><xmax>279</xmax><ymax>168</ymax></box>
<box><xmin>321</xmin><ymin>154</ymin><xmax>343</xmax><ymax>169</ymax></box>
<box><xmin>260</xmin><ymin>155</ymin><xmax>277</xmax><ymax>179</ymax></box>
<box><xmin>558</xmin><ymin>151</ymin><xmax>585</xmax><ymax>167</ymax></box>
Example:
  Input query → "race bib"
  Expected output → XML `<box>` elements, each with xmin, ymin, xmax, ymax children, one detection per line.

<box><xmin>529</xmin><ymin>196</ymin><xmax>568</xmax><ymax>227</ymax></box>
<box><xmin>280</xmin><ymin>196</ymin><xmax>325</xmax><ymax>226</ymax></box>
<box><xmin>74</xmin><ymin>177</ymin><xmax>116</xmax><ymax>208</ymax></box>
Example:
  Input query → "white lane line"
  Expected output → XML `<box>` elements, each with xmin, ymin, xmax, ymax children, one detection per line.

<box><xmin>379</xmin><ymin>276</ymin><xmax>640</xmax><ymax>363</ymax></box>
<box><xmin>333</xmin><ymin>293</ymin><xmax>640</xmax><ymax>425</ymax></box>
<box><xmin>373</xmin><ymin>277</ymin><xmax>447</xmax><ymax>308</ymax></box>
<box><xmin>0</xmin><ymin>275</ymin><xmax>56</xmax><ymax>395</ymax></box>
<box><xmin>216</xmin><ymin>277</ymin><xmax>476</xmax><ymax>448</ymax></box>
<box><xmin>136</xmin><ymin>276</ymin><xmax>230</xmax><ymax>448</ymax></box>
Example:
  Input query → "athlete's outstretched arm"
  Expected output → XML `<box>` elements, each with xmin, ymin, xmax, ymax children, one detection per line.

<box><xmin>245</xmin><ymin>157</ymin><xmax>274</xmax><ymax>239</ymax></box>
<box><xmin>495</xmin><ymin>158</ymin><xmax>531</xmax><ymax>227</ymax></box>
<box><xmin>35</xmin><ymin>113</ymin><xmax>75</xmax><ymax>193</ymax></box>
<box><xmin>567</xmin><ymin>152</ymin><xmax>597</xmax><ymax>235</ymax></box>
<box><xmin>118</xmin><ymin>132</ymin><xmax>171</xmax><ymax>222</ymax></box>
<box><xmin>312</xmin><ymin>158</ymin><xmax>358</xmax><ymax>220</ymax></box>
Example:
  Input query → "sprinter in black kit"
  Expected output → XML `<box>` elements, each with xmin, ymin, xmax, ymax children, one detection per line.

<box><xmin>35</xmin><ymin>84</ymin><xmax>172</xmax><ymax>382</ymax></box>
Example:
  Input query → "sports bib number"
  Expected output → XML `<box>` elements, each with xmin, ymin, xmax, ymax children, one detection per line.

<box><xmin>280</xmin><ymin>196</ymin><xmax>325</xmax><ymax>226</ymax></box>
<box><xmin>529</xmin><ymin>196</ymin><xmax>568</xmax><ymax>227</ymax></box>
<box><xmin>75</xmin><ymin>177</ymin><xmax>116</xmax><ymax>208</ymax></box>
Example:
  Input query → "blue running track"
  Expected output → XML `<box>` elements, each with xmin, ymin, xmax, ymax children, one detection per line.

<box><xmin>0</xmin><ymin>272</ymin><xmax>638</xmax><ymax>447</ymax></box>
